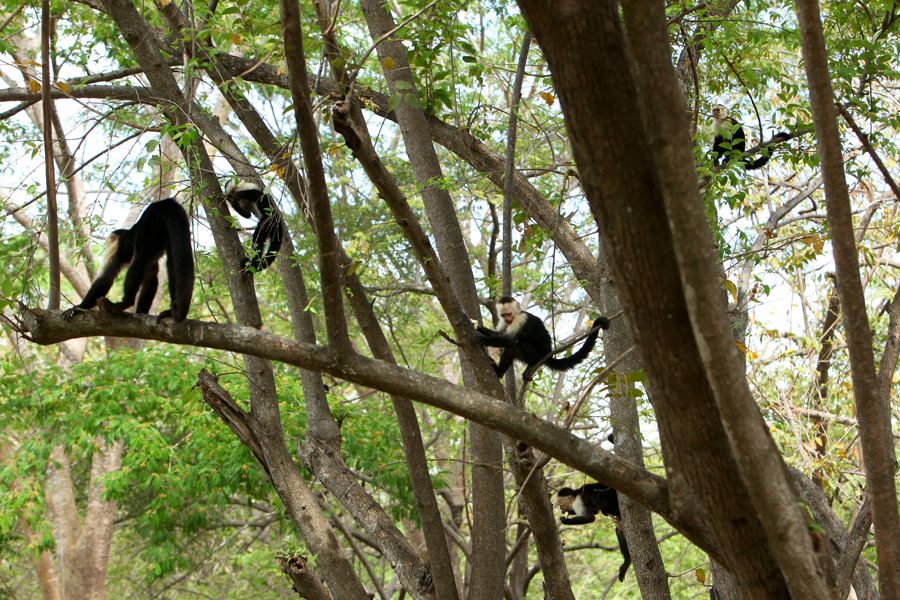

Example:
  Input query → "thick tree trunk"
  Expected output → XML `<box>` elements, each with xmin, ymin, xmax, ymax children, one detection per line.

<box><xmin>601</xmin><ymin>250</ymin><xmax>671</xmax><ymax>598</ymax></box>
<box><xmin>44</xmin><ymin>441</ymin><xmax>122</xmax><ymax>600</ymax></box>
<box><xmin>516</xmin><ymin>0</ymin><xmax>829</xmax><ymax>596</ymax></box>
<box><xmin>795</xmin><ymin>1</ymin><xmax>900</xmax><ymax>593</ymax></box>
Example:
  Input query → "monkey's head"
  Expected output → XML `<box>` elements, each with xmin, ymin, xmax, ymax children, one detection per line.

<box><xmin>102</xmin><ymin>229</ymin><xmax>131</xmax><ymax>264</ymax></box>
<box><xmin>711</xmin><ymin>104</ymin><xmax>729</xmax><ymax>120</ymax></box>
<box><xmin>556</xmin><ymin>487</ymin><xmax>578</xmax><ymax>513</ymax></box>
<box><xmin>497</xmin><ymin>296</ymin><xmax>521</xmax><ymax>326</ymax></box>
<box><xmin>224</xmin><ymin>178</ymin><xmax>264</xmax><ymax>200</ymax></box>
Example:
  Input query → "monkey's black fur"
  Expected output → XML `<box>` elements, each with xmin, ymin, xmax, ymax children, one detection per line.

<box><xmin>711</xmin><ymin>105</ymin><xmax>787</xmax><ymax>170</ymax></box>
<box><xmin>474</xmin><ymin>296</ymin><xmax>608</xmax><ymax>378</ymax></box>
<box><xmin>62</xmin><ymin>198</ymin><xmax>194</xmax><ymax>322</ymax></box>
<box><xmin>225</xmin><ymin>180</ymin><xmax>283</xmax><ymax>272</ymax></box>
<box><xmin>558</xmin><ymin>482</ymin><xmax>631</xmax><ymax>582</ymax></box>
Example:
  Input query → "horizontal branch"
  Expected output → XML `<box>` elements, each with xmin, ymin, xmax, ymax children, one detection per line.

<box><xmin>0</xmin><ymin>84</ymin><xmax>159</xmax><ymax>104</ymax></box>
<box><xmin>18</xmin><ymin>303</ymin><xmax>718</xmax><ymax>555</ymax></box>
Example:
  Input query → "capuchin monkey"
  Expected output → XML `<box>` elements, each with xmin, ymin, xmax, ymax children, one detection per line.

<box><xmin>224</xmin><ymin>179</ymin><xmax>283</xmax><ymax>272</ymax></box>
<box><xmin>711</xmin><ymin>104</ymin><xmax>786</xmax><ymax>170</ymax></box>
<box><xmin>557</xmin><ymin>482</ymin><xmax>631</xmax><ymax>582</ymax></box>
<box><xmin>474</xmin><ymin>296</ymin><xmax>609</xmax><ymax>378</ymax></box>
<box><xmin>62</xmin><ymin>198</ymin><xmax>194</xmax><ymax>322</ymax></box>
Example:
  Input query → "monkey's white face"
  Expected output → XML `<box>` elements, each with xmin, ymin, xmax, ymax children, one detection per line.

<box><xmin>498</xmin><ymin>302</ymin><xmax>519</xmax><ymax>325</ymax></box>
<box><xmin>712</xmin><ymin>104</ymin><xmax>728</xmax><ymax>120</ymax></box>
<box><xmin>557</xmin><ymin>495</ymin><xmax>575</xmax><ymax>513</ymax></box>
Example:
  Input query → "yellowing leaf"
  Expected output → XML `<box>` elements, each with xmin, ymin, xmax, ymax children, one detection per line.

<box><xmin>801</xmin><ymin>234</ymin><xmax>825</xmax><ymax>254</ymax></box>
<box><xmin>27</xmin><ymin>80</ymin><xmax>41</xmax><ymax>94</ymax></box>
<box><xmin>734</xmin><ymin>340</ymin><xmax>748</xmax><ymax>354</ymax></box>
<box><xmin>696</xmin><ymin>568</ymin><xmax>706</xmax><ymax>584</ymax></box>
<box><xmin>383</xmin><ymin>57</ymin><xmax>395</xmax><ymax>69</ymax></box>
<box><xmin>56</xmin><ymin>81</ymin><xmax>71</xmax><ymax>93</ymax></box>
<box><xmin>721</xmin><ymin>278</ymin><xmax>738</xmax><ymax>301</ymax></box>
<box><xmin>539</xmin><ymin>92</ymin><xmax>555</xmax><ymax>106</ymax></box>
<box><xmin>329</xmin><ymin>146</ymin><xmax>340</xmax><ymax>156</ymax></box>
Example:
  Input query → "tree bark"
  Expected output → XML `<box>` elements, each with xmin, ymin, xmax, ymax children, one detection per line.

<box><xmin>25</xmin><ymin>306</ymin><xmax>719</xmax><ymax>555</ymax></box>
<box><xmin>357</xmin><ymin>2</ymin><xmax>506</xmax><ymax>598</ymax></box>
<box><xmin>44</xmin><ymin>441</ymin><xmax>122</xmax><ymax>600</ymax></box>
<box><xmin>515</xmin><ymin>0</ymin><xmax>829</xmax><ymax>596</ymax></box>
<box><xmin>602</xmin><ymin>250</ymin><xmax>671</xmax><ymax>597</ymax></box>
<box><xmin>795</xmin><ymin>0</ymin><xmax>900</xmax><ymax>594</ymax></box>
<box><xmin>99</xmin><ymin>1</ymin><xmax>369</xmax><ymax>597</ymax></box>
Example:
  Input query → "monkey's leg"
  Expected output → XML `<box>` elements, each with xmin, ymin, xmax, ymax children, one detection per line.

<box><xmin>495</xmin><ymin>349</ymin><xmax>515</xmax><ymax>377</ymax></box>
<box><xmin>109</xmin><ymin>258</ymin><xmax>155</xmax><ymax>313</ymax></box>
<box><xmin>134</xmin><ymin>261</ymin><xmax>160</xmax><ymax>314</ymax></box>
<box><xmin>615</xmin><ymin>527</ymin><xmax>631</xmax><ymax>581</ymax></box>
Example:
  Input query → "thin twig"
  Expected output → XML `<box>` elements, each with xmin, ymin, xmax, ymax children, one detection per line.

<box><xmin>836</xmin><ymin>103</ymin><xmax>900</xmax><ymax>201</ymax></box>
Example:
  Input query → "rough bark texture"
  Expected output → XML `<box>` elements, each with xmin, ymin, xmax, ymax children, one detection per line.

<box><xmin>790</xmin><ymin>469</ymin><xmax>878</xmax><ymax>600</ymax></box>
<box><xmin>155</xmin><ymin>12</ymin><xmax>443</xmax><ymax>596</ymax></box>
<box><xmin>621</xmin><ymin>2</ymin><xmax>832</xmax><ymax>597</ymax></box>
<box><xmin>514</xmin><ymin>0</ymin><xmax>827</xmax><ymax>596</ymax></box>
<box><xmin>279</xmin><ymin>554</ymin><xmax>332</xmax><ymax>600</ymax></box>
<box><xmin>795</xmin><ymin>0</ymin><xmax>900</xmax><ymax>594</ymax></box>
<box><xmin>279</xmin><ymin>0</ymin><xmax>351</xmax><ymax>355</ymax></box>
<box><xmin>601</xmin><ymin>248</ymin><xmax>671</xmax><ymax>598</ymax></box>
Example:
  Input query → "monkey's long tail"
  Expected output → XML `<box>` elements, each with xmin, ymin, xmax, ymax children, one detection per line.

<box><xmin>167</xmin><ymin>213</ymin><xmax>195</xmax><ymax>322</ymax></box>
<box><xmin>546</xmin><ymin>328</ymin><xmax>600</xmax><ymax>372</ymax></box>
<box><xmin>743</xmin><ymin>155</ymin><xmax>770</xmax><ymax>170</ymax></box>
<box><xmin>743</xmin><ymin>131</ymin><xmax>789</xmax><ymax>170</ymax></box>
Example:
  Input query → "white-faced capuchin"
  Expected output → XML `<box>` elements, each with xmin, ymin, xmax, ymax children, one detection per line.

<box><xmin>558</xmin><ymin>482</ymin><xmax>631</xmax><ymax>582</ymax></box>
<box><xmin>711</xmin><ymin>104</ymin><xmax>786</xmax><ymax>170</ymax></box>
<box><xmin>62</xmin><ymin>198</ymin><xmax>194</xmax><ymax>322</ymax></box>
<box><xmin>474</xmin><ymin>296</ymin><xmax>609</xmax><ymax>378</ymax></box>
<box><xmin>224</xmin><ymin>179</ymin><xmax>283</xmax><ymax>272</ymax></box>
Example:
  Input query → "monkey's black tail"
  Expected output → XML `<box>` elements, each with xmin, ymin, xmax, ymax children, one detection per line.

<box><xmin>545</xmin><ymin>326</ymin><xmax>601</xmax><ymax>372</ymax></box>
<box><xmin>743</xmin><ymin>155</ymin><xmax>770</xmax><ymax>170</ymax></box>
<box><xmin>743</xmin><ymin>132</ymin><xmax>789</xmax><ymax>170</ymax></box>
<box><xmin>250</xmin><ymin>215</ymin><xmax>283</xmax><ymax>271</ymax></box>
<box><xmin>166</xmin><ymin>209</ymin><xmax>195</xmax><ymax>322</ymax></box>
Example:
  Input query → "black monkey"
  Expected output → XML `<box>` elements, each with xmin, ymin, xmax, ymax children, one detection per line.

<box><xmin>224</xmin><ymin>179</ymin><xmax>283</xmax><ymax>272</ymax></box>
<box><xmin>557</xmin><ymin>482</ymin><xmax>631</xmax><ymax>582</ymax></box>
<box><xmin>473</xmin><ymin>296</ymin><xmax>609</xmax><ymax>378</ymax></box>
<box><xmin>62</xmin><ymin>198</ymin><xmax>194</xmax><ymax>322</ymax></box>
<box><xmin>711</xmin><ymin>104</ymin><xmax>785</xmax><ymax>170</ymax></box>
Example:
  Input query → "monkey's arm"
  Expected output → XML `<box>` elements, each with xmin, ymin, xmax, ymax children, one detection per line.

<box><xmin>61</xmin><ymin>260</ymin><xmax>123</xmax><ymax>320</ymax></box>
<box><xmin>560</xmin><ymin>514</ymin><xmax>596</xmax><ymax>525</ymax></box>
<box><xmin>474</xmin><ymin>326</ymin><xmax>515</xmax><ymax>347</ymax></box>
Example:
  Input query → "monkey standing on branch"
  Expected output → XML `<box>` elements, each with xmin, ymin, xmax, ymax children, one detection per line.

<box><xmin>61</xmin><ymin>198</ymin><xmax>194</xmax><ymax>322</ymax></box>
<box><xmin>474</xmin><ymin>296</ymin><xmax>609</xmax><ymax>378</ymax></box>
<box><xmin>224</xmin><ymin>179</ymin><xmax>283</xmax><ymax>272</ymax></box>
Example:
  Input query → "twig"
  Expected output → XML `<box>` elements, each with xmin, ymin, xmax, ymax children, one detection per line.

<box><xmin>836</xmin><ymin>103</ymin><xmax>900</xmax><ymax>201</ymax></box>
